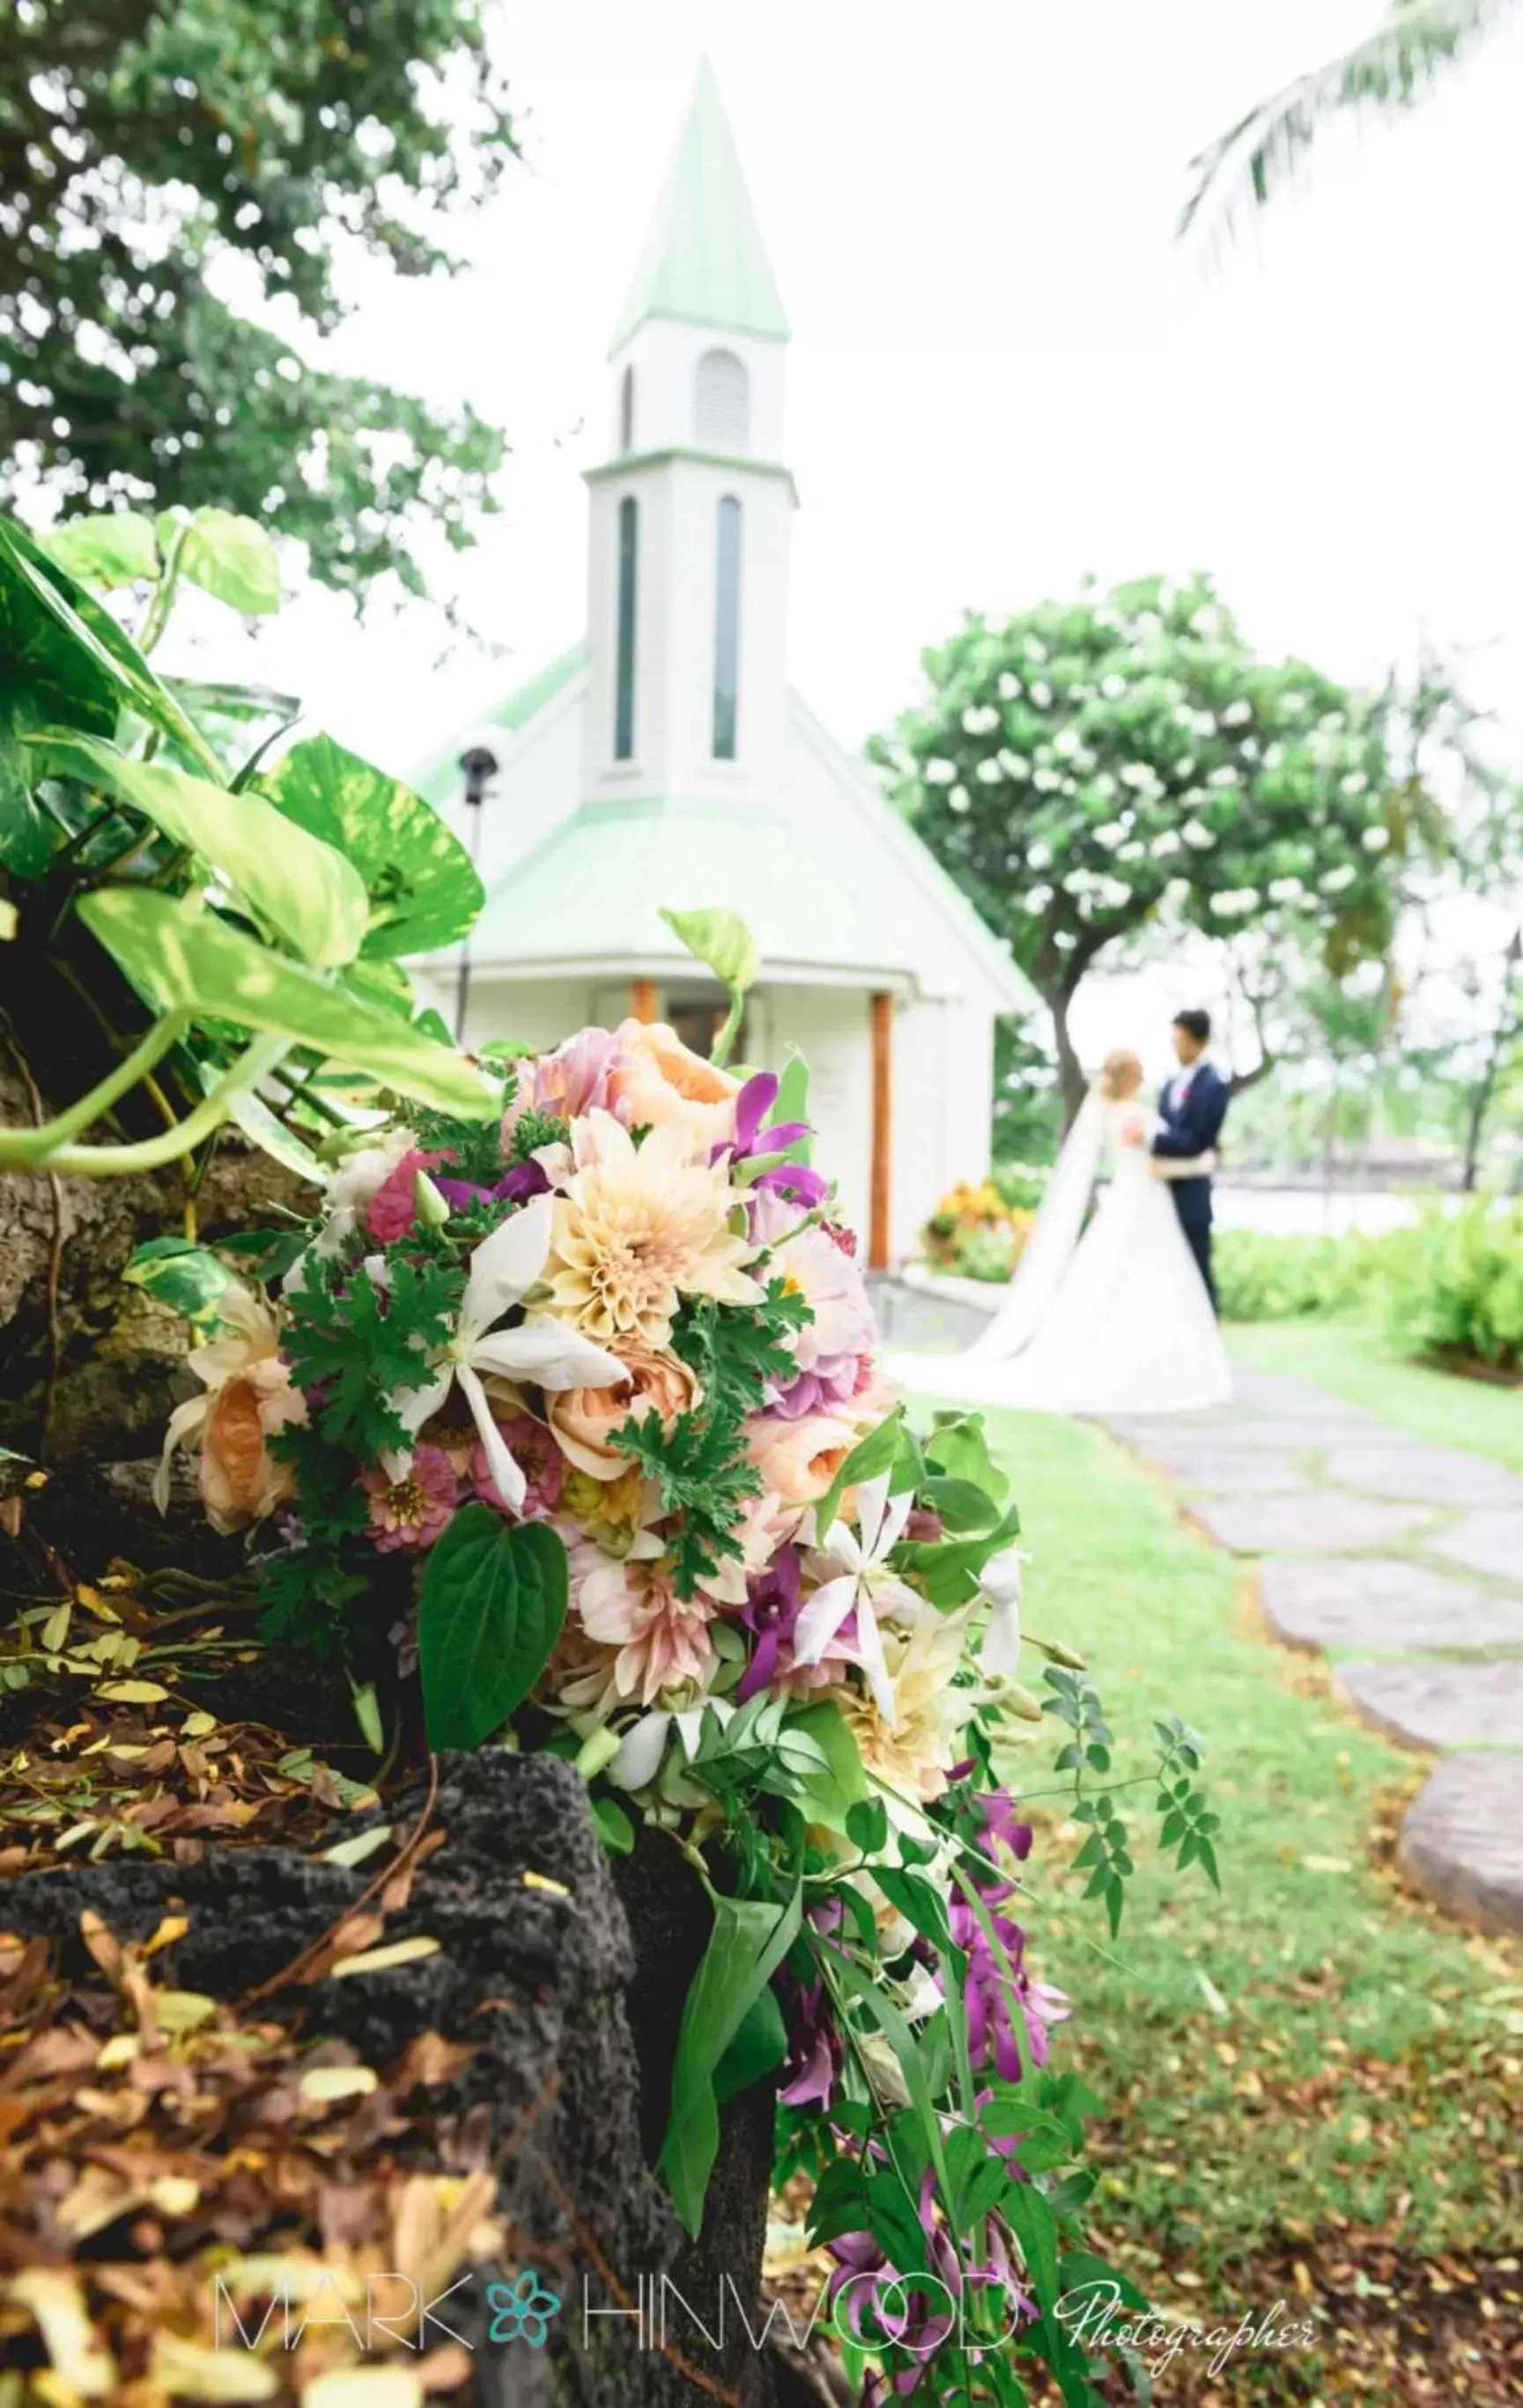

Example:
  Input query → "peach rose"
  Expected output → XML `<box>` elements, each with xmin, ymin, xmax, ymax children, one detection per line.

<box><xmin>549</xmin><ymin>1347</ymin><xmax>701</xmax><ymax>1480</ymax></box>
<box><xmin>200</xmin><ymin>1359</ymin><xmax>306</xmax><ymax>1533</ymax></box>
<box><xmin>745</xmin><ymin>1410</ymin><xmax>861</xmax><ymax>1508</ymax></box>
<box><xmin>607</xmin><ymin>1019</ymin><xmax>740</xmax><ymax>1151</ymax></box>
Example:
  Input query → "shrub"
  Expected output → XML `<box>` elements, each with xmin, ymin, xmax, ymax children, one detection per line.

<box><xmin>992</xmin><ymin>1161</ymin><xmax>1048</xmax><ymax>1212</ymax></box>
<box><xmin>1214</xmin><ymin>1227</ymin><xmax>1395</xmax><ymax>1323</ymax></box>
<box><xmin>1383</xmin><ymin>1197</ymin><xmax>1523</xmax><ymax>1374</ymax></box>
<box><xmin>920</xmin><ymin>1177</ymin><xmax>1035</xmax><ymax>1281</ymax></box>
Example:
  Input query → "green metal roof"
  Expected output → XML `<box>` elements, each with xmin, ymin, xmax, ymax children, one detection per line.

<box><xmin>469</xmin><ymin>796</ymin><xmax>905</xmax><ymax>986</ymax></box>
<box><xmin>405</xmin><ymin>643</ymin><xmax>586</xmax><ymax>813</ymax></box>
<box><xmin>610</xmin><ymin>59</ymin><xmax>789</xmax><ymax>355</ymax></box>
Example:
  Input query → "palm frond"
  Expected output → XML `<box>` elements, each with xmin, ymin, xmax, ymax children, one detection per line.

<box><xmin>1181</xmin><ymin>0</ymin><xmax>1520</xmax><ymax>243</ymax></box>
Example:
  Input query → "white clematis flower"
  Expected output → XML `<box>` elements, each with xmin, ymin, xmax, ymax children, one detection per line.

<box><xmin>980</xmin><ymin>1545</ymin><xmax>1025</xmax><ymax>1677</ymax></box>
<box><xmin>387</xmin><ymin>1193</ymin><xmax>624</xmax><ymax>1512</ymax></box>
<box><xmin>608</xmin><ymin>1697</ymin><xmax>735</xmax><ymax>1791</ymax></box>
<box><xmin>792</xmin><ymin>1474</ymin><xmax>921</xmax><ymax>1726</ymax></box>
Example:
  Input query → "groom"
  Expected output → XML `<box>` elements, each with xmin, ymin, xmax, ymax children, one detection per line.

<box><xmin>1152</xmin><ymin>1009</ymin><xmax>1229</xmax><ymax>1313</ymax></box>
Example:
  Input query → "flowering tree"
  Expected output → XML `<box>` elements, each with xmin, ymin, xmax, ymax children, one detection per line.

<box><xmin>873</xmin><ymin>574</ymin><xmax>1405</xmax><ymax>1125</ymax></box>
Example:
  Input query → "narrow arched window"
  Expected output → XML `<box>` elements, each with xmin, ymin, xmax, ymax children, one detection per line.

<box><xmin>694</xmin><ymin>348</ymin><xmax>750</xmax><ymax>451</ymax></box>
<box><xmin>614</xmin><ymin>496</ymin><xmax>638</xmax><ymax>761</ymax></box>
<box><xmin>618</xmin><ymin>364</ymin><xmax>635</xmax><ymax>454</ymax></box>
<box><xmin>712</xmin><ymin>495</ymin><xmax>742</xmax><ymax>760</ymax></box>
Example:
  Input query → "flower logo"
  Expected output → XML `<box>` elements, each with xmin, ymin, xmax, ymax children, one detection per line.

<box><xmin>486</xmin><ymin>2269</ymin><xmax>561</xmax><ymax>2347</ymax></box>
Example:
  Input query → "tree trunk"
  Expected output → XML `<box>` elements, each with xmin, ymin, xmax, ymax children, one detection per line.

<box><xmin>1048</xmin><ymin>986</ymin><xmax>1088</xmax><ymax>1135</ymax></box>
<box><xmin>1461</xmin><ymin>931</ymin><xmax>1520</xmax><ymax>1193</ymax></box>
<box><xmin>0</xmin><ymin>1061</ymin><xmax>312</xmax><ymax>1464</ymax></box>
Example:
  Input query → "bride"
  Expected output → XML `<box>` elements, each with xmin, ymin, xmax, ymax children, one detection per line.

<box><xmin>894</xmin><ymin>1049</ymin><xmax>1232</xmax><ymax>1417</ymax></box>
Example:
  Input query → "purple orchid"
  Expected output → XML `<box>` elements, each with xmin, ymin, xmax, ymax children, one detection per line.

<box><xmin>972</xmin><ymin>1787</ymin><xmax>1035</xmax><ymax>1868</ymax></box>
<box><xmin>777</xmin><ymin>1902</ymin><xmax>847</xmax><ymax>2108</ymax></box>
<box><xmin>947</xmin><ymin>1891</ymin><xmax>1069</xmax><ymax>2084</ymax></box>
<box><xmin>736</xmin><ymin>1541</ymin><xmax>805</xmax><ymax>1702</ymax></box>
<box><xmin>433</xmin><ymin>1160</ymin><xmax>550</xmax><ymax>1215</ymax></box>
<box><xmin>721</xmin><ymin>1072</ymin><xmax>829</xmax><ymax>1208</ymax></box>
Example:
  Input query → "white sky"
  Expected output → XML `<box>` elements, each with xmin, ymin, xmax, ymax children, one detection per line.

<box><xmin>172</xmin><ymin>0</ymin><xmax>1523</xmax><ymax>1069</ymax></box>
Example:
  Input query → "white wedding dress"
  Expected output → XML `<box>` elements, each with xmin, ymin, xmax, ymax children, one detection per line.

<box><xmin>894</xmin><ymin>1092</ymin><xmax>1232</xmax><ymax>1417</ymax></box>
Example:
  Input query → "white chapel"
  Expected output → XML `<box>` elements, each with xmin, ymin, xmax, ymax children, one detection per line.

<box><xmin>410</xmin><ymin>60</ymin><xmax>1030</xmax><ymax>1263</ymax></box>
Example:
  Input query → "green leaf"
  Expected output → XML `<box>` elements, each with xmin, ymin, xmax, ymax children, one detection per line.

<box><xmin>1059</xmin><ymin>2249</ymin><xmax>1150</xmax><ymax>2318</ymax></box>
<box><xmin>418</xmin><ymin>1508</ymin><xmax>568</xmax><ymax>1750</ymax></box>
<box><xmin>845</xmin><ymin>1796</ymin><xmax>889</xmax><ymax>1854</ymax></box>
<box><xmin>1</xmin><ymin>516</ymin><xmax>120</xmax><ymax>875</ymax></box>
<box><xmin>0</xmin><ymin>516</ymin><xmax>218</xmax><ymax>776</ymax></box>
<box><xmin>590</xmin><ymin>1796</ymin><xmax>635</xmax><ymax>1856</ymax></box>
<box><xmin>222</xmin><ymin>1085</ymin><xmax>324</xmax><ymax>1183</ymax></box>
<box><xmin>162</xmin><ymin>508</ymin><xmax>281</xmax><ymax>616</ymax></box>
<box><xmin>76</xmin><ymin>888</ymin><xmax>498</xmax><ymax>1118</ymax></box>
<box><xmin>0</xmin><ymin>719</ymin><xmax>53</xmax><ymax>877</ymax></box>
<box><xmin>788</xmin><ymin>1700</ymin><xmax>868</xmax><ymax>1830</ymax></box>
<box><xmin>920</xmin><ymin>1473</ymin><xmax>1003</xmax><ymax>1534</ymax></box>
<box><xmin>713</xmin><ymin>1980</ymin><xmax>788</xmax><ymax>2105</ymax></box>
<box><xmin>659</xmin><ymin>906</ymin><xmax>761</xmax><ymax>995</ymax></box>
<box><xmin>33</xmin><ymin>730</ymin><xmax>368</xmax><ymax>967</ymax></box>
<box><xmin>658</xmin><ymin>1884</ymin><xmax>802</xmax><ymax>2236</ymax></box>
<box><xmin>811</xmin><ymin>1408</ymin><xmax>906</xmax><ymax>1542</ymax></box>
<box><xmin>773</xmin><ymin>1046</ymin><xmax>812</xmax><ymax>1161</ymax></box>
<box><xmin>44</xmin><ymin>512</ymin><xmax>161</xmax><ymax>591</ymax></box>
<box><xmin>925</xmin><ymin>1411</ymin><xmax>1010</xmax><ymax>1506</ymax></box>
<box><xmin>260</xmin><ymin>732</ymin><xmax>484</xmax><ymax>958</ymax></box>
<box><xmin>123</xmin><ymin>1239</ymin><xmax>239</xmax><ymax>1326</ymax></box>
<box><xmin>827</xmin><ymin>1948</ymin><xmax>956</xmax><ymax>2215</ymax></box>
<box><xmin>895</xmin><ymin>1502</ymin><xmax>1023</xmax><ymax>1610</ymax></box>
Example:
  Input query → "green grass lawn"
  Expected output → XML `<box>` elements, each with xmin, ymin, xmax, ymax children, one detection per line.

<box><xmin>1225</xmin><ymin>1315</ymin><xmax>1523</xmax><ymax>1474</ymax></box>
<box><xmin>964</xmin><ymin>1404</ymin><xmax>1520</xmax><ymax>2314</ymax></box>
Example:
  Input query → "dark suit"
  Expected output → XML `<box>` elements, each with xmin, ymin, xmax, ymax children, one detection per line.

<box><xmin>1152</xmin><ymin>1062</ymin><xmax>1229</xmax><ymax>1313</ymax></box>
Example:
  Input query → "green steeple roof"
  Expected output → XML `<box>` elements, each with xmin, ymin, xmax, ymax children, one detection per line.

<box><xmin>610</xmin><ymin>58</ymin><xmax>789</xmax><ymax>354</ymax></box>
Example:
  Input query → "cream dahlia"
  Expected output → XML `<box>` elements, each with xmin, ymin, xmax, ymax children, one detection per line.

<box><xmin>576</xmin><ymin>1543</ymin><xmax>721</xmax><ymax>1706</ymax></box>
<box><xmin>543</xmin><ymin>1110</ymin><xmax>759</xmax><ymax>1349</ymax></box>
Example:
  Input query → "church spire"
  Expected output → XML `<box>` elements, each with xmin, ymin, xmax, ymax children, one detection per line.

<box><xmin>609</xmin><ymin>57</ymin><xmax>789</xmax><ymax>356</ymax></box>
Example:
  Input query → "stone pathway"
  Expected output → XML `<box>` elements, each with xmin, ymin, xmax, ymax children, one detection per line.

<box><xmin>1104</xmin><ymin>1365</ymin><xmax>1523</xmax><ymax>1938</ymax></box>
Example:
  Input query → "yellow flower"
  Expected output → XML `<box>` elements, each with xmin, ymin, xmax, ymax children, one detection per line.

<box><xmin>543</xmin><ymin>1109</ymin><xmax>759</xmax><ymax>1349</ymax></box>
<box><xmin>838</xmin><ymin>1603</ymin><xmax>978</xmax><ymax>1802</ymax></box>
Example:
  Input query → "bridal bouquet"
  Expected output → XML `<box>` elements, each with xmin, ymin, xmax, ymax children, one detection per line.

<box><xmin>143</xmin><ymin>992</ymin><xmax>1217</xmax><ymax>2404</ymax></box>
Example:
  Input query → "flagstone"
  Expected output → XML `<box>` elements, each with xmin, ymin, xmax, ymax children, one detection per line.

<box><xmin>1334</xmin><ymin>1656</ymin><xmax>1523</xmax><ymax>1752</ymax></box>
<box><xmin>1258</xmin><ymin>1558</ymin><xmax>1523</xmax><ymax>1655</ymax></box>
<box><xmin>1429</xmin><ymin>1509</ymin><xmax>1523</xmax><ymax>1587</ymax></box>
<box><xmin>1188</xmin><ymin>1492</ymin><xmax>1434</xmax><ymax>1556</ymax></box>
<box><xmin>1138</xmin><ymin>1446</ymin><xmax>1309</xmax><ymax>1494</ymax></box>
<box><xmin>1399</xmin><ymin>1754</ymin><xmax>1523</xmax><ymax>1935</ymax></box>
<box><xmin>1324</xmin><ymin>1446</ymin><xmax>1523</xmax><ymax>1510</ymax></box>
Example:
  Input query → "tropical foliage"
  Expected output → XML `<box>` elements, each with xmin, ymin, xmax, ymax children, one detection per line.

<box><xmin>144</xmin><ymin>966</ymin><xmax>1223</xmax><ymax>2402</ymax></box>
<box><xmin>1212</xmin><ymin>1226</ymin><xmax>1397</xmax><ymax>1324</ymax></box>
<box><xmin>1182</xmin><ymin>0</ymin><xmax>1519</xmax><ymax>238</ymax></box>
<box><xmin>873</xmin><ymin>573</ymin><xmax>1409</xmax><ymax>1122</ymax></box>
<box><xmin>0</xmin><ymin>0</ymin><xmax>512</xmax><ymax>596</ymax></box>
<box><xmin>0</xmin><ymin>502</ymin><xmax>493</xmax><ymax>1182</ymax></box>
<box><xmin>1382</xmin><ymin>1194</ymin><xmax>1523</xmax><ymax>1372</ymax></box>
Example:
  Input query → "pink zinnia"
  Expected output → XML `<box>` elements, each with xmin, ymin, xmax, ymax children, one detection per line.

<box><xmin>366</xmin><ymin>1149</ymin><xmax>445</xmax><ymax>1244</ymax></box>
<box><xmin>472</xmin><ymin>1417</ymin><xmax>566</xmax><ymax>1519</ymax></box>
<box><xmin>362</xmin><ymin>1445</ymin><xmax>459</xmax><ymax>1552</ymax></box>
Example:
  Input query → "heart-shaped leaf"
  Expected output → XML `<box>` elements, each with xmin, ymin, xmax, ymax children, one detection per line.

<box><xmin>123</xmin><ymin>1239</ymin><xmax>240</xmax><ymax>1326</ymax></box>
<box><xmin>660</xmin><ymin>906</ymin><xmax>760</xmax><ymax>995</ymax></box>
<box><xmin>45</xmin><ymin>511</ymin><xmax>161</xmax><ymax>591</ymax></box>
<box><xmin>33</xmin><ymin>730</ymin><xmax>368</xmax><ymax>967</ymax></box>
<box><xmin>261</xmin><ymin>731</ymin><xmax>483</xmax><ymax>959</ymax></box>
<box><xmin>160</xmin><ymin>508</ymin><xmax>280</xmax><ymax>616</ymax></box>
<box><xmin>0</xmin><ymin>516</ymin><xmax>218</xmax><ymax>776</ymax></box>
<box><xmin>76</xmin><ymin>887</ymin><xmax>498</xmax><ymax>1119</ymax></box>
<box><xmin>418</xmin><ymin>1508</ymin><xmax>569</xmax><ymax>1750</ymax></box>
